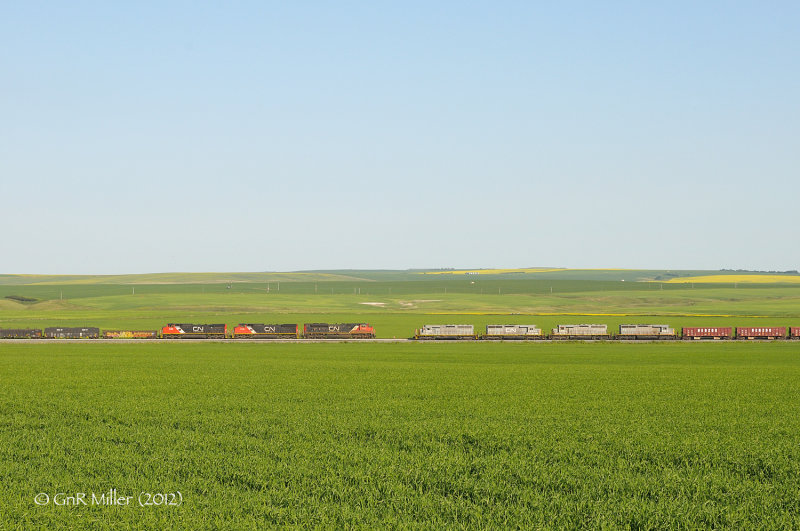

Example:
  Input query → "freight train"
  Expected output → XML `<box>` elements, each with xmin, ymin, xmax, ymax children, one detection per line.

<box><xmin>413</xmin><ymin>324</ymin><xmax>800</xmax><ymax>340</ymax></box>
<box><xmin>1</xmin><ymin>323</ymin><xmax>799</xmax><ymax>340</ymax></box>
<box><xmin>0</xmin><ymin>323</ymin><xmax>375</xmax><ymax>340</ymax></box>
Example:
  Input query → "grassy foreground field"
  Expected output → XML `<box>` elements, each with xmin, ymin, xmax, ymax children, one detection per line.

<box><xmin>2</xmin><ymin>342</ymin><xmax>799</xmax><ymax>528</ymax></box>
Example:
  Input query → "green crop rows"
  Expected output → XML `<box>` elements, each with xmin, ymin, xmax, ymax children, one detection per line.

<box><xmin>1</xmin><ymin>342</ymin><xmax>799</xmax><ymax>528</ymax></box>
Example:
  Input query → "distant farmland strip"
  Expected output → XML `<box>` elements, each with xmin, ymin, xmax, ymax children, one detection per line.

<box><xmin>664</xmin><ymin>274</ymin><xmax>800</xmax><ymax>284</ymax></box>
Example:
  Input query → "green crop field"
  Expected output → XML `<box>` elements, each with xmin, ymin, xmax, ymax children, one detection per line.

<box><xmin>1</xmin><ymin>342</ymin><xmax>799</xmax><ymax>528</ymax></box>
<box><xmin>2</xmin><ymin>270</ymin><xmax>800</xmax><ymax>527</ymax></box>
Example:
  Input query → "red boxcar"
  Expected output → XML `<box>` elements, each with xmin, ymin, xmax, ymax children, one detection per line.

<box><xmin>736</xmin><ymin>327</ymin><xmax>786</xmax><ymax>340</ymax></box>
<box><xmin>682</xmin><ymin>327</ymin><xmax>733</xmax><ymax>339</ymax></box>
<box><xmin>791</xmin><ymin>328</ymin><xmax>800</xmax><ymax>339</ymax></box>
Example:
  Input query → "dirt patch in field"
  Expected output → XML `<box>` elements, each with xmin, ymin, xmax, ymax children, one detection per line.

<box><xmin>398</xmin><ymin>299</ymin><xmax>442</xmax><ymax>309</ymax></box>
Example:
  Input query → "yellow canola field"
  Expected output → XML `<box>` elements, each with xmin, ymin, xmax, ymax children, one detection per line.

<box><xmin>422</xmin><ymin>268</ymin><xmax>567</xmax><ymax>275</ymax></box>
<box><xmin>664</xmin><ymin>275</ymin><xmax>800</xmax><ymax>284</ymax></box>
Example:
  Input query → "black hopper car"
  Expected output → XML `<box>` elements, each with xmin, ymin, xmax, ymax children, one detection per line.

<box><xmin>43</xmin><ymin>327</ymin><xmax>100</xmax><ymax>339</ymax></box>
<box><xmin>0</xmin><ymin>328</ymin><xmax>43</xmax><ymax>339</ymax></box>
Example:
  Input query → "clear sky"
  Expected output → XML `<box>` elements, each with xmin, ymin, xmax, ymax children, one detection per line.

<box><xmin>2</xmin><ymin>2</ymin><xmax>798</xmax><ymax>273</ymax></box>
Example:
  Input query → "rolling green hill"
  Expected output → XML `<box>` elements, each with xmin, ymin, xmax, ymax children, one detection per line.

<box><xmin>1</xmin><ymin>269</ymin><xmax>800</xmax><ymax>335</ymax></box>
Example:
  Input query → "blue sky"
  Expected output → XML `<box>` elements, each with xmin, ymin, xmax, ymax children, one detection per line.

<box><xmin>2</xmin><ymin>2</ymin><xmax>798</xmax><ymax>273</ymax></box>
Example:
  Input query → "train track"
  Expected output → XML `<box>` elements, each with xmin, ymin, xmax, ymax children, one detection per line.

<box><xmin>0</xmin><ymin>338</ymin><xmax>791</xmax><ymax>344</ymax></box>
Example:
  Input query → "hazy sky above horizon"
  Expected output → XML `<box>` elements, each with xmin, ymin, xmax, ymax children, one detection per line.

<box><xmin>2</xmin><ymin>2</ymin><xmax>798</xmax><ymax>274</ymax></box>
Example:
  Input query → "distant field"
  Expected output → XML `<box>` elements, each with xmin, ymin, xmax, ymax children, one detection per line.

<box><xmin>664</xmin><ymin>274</ymin><xmax>800</xmax><ymax>284</ymax></box>
<box><xmin>4</xmin><ymin>268</ymin><xmax>799</xmax><ymax>286</ymax></box>
<box><xmin>1</xmin><ymin>271</ymin><xmax>800</xmax><ymax>337</ymax></box>
<box><xmin>2</xmin><ymin>342</ymin><xmax>798</xmax><ymax>528</ymax></box>
<box><xmin>0</xmin><ymin>272</ymin><xmax>373</xmax><ymax>285</ymax></box>
<box><xmin>420</xmin><ymin>267</ymin><xmax>567</xmax><ymax>275</ymax></box>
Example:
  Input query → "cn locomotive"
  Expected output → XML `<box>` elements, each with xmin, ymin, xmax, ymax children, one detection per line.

<box><xmin>303</xmin><ymin>323</ymin><xmax>375</xmax><ymax>339</ymax></box>
<box><xmin>162</xmin><ymin>323</ymin><xmax>227</xmax><ymax>339</ymax></box>
<box><xmin>233</xmin><ymin>324</ymin><xmax>299</xmax><ymax>339</ymax></box>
